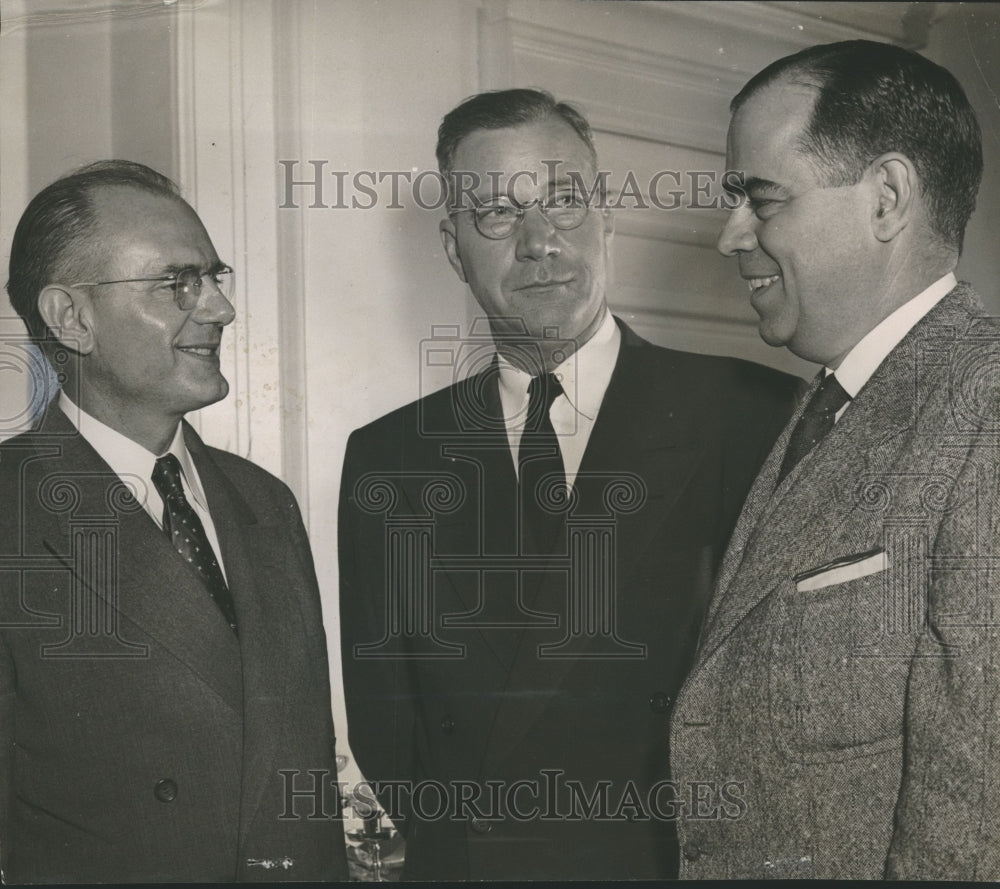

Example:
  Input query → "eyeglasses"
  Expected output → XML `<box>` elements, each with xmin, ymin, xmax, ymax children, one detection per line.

<box><xmin>450</xmin><ymin>193</ymin><xmax>592</xmax><ymax>240</ymax></box>
<box><xmin>72</xmin><ymin>266</ymin><xmax>234</xmax><ymax>311</ymax></box>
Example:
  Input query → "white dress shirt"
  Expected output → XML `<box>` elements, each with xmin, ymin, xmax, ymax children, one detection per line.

<box><xmin>827</xmin><ymin>272</ymin><xmax>957</xmax><ymax>421</ymax></box>
<box><xmin>58</xmin><ymin>392</ymin><xmax>229</xmax><ymax>581</ymax></box>
<box><xmin>497</xmin><ymin>309</ymin><xmax>621</xmax><ymax>490</ymax></box>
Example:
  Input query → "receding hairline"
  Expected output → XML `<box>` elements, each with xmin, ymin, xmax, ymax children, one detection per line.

<box><xmin>731</xmin><ymin>67</ymin><xmax>824</xmax><ymax>114</ymax></box>
<box><xmin>62</xmin><ymin>184</ymin><xmax>206</xmax><ymax>283</ymax></box>
<box><xmin>728</xmin><ymin>75</ymin><xmax>850</xmax><ymax>183</ymax></box>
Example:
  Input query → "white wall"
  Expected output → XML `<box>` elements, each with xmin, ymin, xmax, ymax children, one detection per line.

<box><xmin>289</xmin><ymin>0</ymin><xmax>482</xmax><ymax>791</ymax></box>
<box><xmin>926</xmin><ymin>3</ymin><xmax>1000</xmax><ymax>313</ymax></box>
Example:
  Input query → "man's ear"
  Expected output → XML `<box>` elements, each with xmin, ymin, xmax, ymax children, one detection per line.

<box><xmin>439</xmin><ymin>217</ymin><xmax>468</xmax><ymax>283</ymax></box>
<box><xmin>870</xmin><ymin>153</ymin><xmax>916</xmax><ymax>243</ymax></box>
<box><xmin>37</xmin><ymin>284</ymin><xmax>95</xmax><ymax>354</ymax></box>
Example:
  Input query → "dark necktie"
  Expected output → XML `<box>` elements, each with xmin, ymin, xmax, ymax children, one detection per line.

<box><xmin>519</xmin><ymin>373</ymin><xmax>567</xmax><ymax>553</ymax></box>
<box><xmin>777</xmin><ymin>372</ymin><xmax>852</xmax><ymax>483</ymax></box>
<box><xmin>152</xmin><ymin>454</ymin><xmax>238</xmax><ymax>634</ymax></box>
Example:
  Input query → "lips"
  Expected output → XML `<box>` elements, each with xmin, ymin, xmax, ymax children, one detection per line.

<box><xmin>176</xmin><ymin>344</ymin><xmax>220</xmax><ymax>358</ymax></box>
<box><xmin>514</xmin><ymin>278</ymin><xmax>574</xmax><ymax>292</ymax></box>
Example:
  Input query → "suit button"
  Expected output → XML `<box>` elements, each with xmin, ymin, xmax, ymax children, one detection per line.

<box><xmin>470</xmin><ymin>818</ymin><xmax>492</xmax><ymax>834</ymax></box>
<box><xmin>683</xmin><ymin>844</ymin><xmax>703</xmax><ymax>862</ymax></box>
<box><xmin>154</xmin><ymin>778</ymin><xmax>178</xmax><ymax>803</ymax></box>
<box><xmin>440</xmin><ymin>716</ymin><xmax>456</xmax><ymax>735</ymax></box>
<box><xmin>649</xmin><ymin>691</ymin><xmax>672</xmax><ymax>713</ymax></box>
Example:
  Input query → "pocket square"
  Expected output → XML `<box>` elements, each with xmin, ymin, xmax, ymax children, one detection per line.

<box><xmin>794</xmin><ymin>547</ymin><xmax>887</xmax><ymax>592</ymax></box>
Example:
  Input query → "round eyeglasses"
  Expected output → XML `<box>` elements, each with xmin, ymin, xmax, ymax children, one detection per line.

<box><xmin>72</xmin><ymin>265</ymin><xmax>234</xmax><ymax>311</ymax></box>
<box><xmin>450</xmin><ymin>194</ymin><xmax>592</xmax><ymax>240</ymax></box>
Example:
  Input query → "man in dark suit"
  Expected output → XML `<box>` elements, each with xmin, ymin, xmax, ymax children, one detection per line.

<box><xmin>338</xmin><ymin>88</ymin><xmax>801</xmax><ymax>880</ymax></box>
<box><xmin>0</xmin><ymin>161</ymin><xmax>348</xmax><ymax>882</ymax></box>
<box><xmin>671</xmin><ymin>41</ymin><xmax>1000</xmax><ymax>879</ymax></box>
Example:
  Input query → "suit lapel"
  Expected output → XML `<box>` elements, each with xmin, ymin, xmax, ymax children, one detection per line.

<box><xmin>571</xmin><ymin>329</ymin><xmax>704</xmax><ymax>586</ymax></box>
<box><xmin>185</xmin><ymin>428</ymin><xmax>309</xmax><ymax>847</ymax></box>
<box><xmin>695</xmin><ymin>288</ymin><xmax>977</xmax><ymax>662</ymax></box>
<box><xmin>34</xmin><ymin>411</ymin><xmax>243</xmax><ymax>709</ymax></box>
<box><xmin>483</xmin><ymin>325</ymin><xmax>703</xmax><ymax>769</ymax></box>
<box><xmin>699</xmin><ymin>373</ymin><xmax>816</xmax><ymax>636</ymax></box>
<box><xmin>402</xmin><ymin>363</ymin><xmax>525</xmax><ymax>670</ymax></box>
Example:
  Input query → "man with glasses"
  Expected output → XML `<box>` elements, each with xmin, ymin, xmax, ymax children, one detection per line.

<box><xmin>338</xmin><ymin>89</ymin><xmax>801</xmax><ymax>880</ymax></box>
<box><xmin>0</xmin><ymin>160</ymin><xmax>347</xmax><ymax>882</ymax></box>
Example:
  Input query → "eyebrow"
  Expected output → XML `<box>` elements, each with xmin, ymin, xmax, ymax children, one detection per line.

<box><xmin>153</xmin><ymin>260</ymin><xmax>229</xmax><ymax>276</ymax></box>
<box><xmin>740</xmin><ymin>176</ymin><xmax>788</xmax><ymax>196</ymax></box>
<box><xmin>472</xmin><ymin>181</ymin><xmax>583</xmax><ymax>208</ymax></box>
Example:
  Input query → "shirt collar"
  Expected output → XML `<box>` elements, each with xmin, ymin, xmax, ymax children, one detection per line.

<box><xmin>496</xmin><ymin>309</ymin><xmax>620</xmax><ymax>421</ymax></box>
<box><xmin>58</xmin><ymin>392</ymin><xmax>208</xmax><ymax>512</ymax></box>
<box><xmin>830</xmin><ymin>272</ymin><xmax>957</xmax><ymax>398</ymax></box>
<box><xmin>164</xmin><ymin>422</ymin><xmax>211</xmax><ymax>512</ymax></box>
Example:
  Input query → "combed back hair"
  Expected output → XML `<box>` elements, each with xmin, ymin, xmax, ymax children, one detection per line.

<box><xmin>6</xmin><ymin>159</ymin><xmax>181</xmax><ymax>345</ymax></box>
<box><xmin>732</xmin><ymin>40</ymin><xmax>982</xmax><ymax>253</ymax></box>
<box><xmin>436</xmin><ymin>88</ymin><xmax>598</xmax><ymax>205</ymax></box>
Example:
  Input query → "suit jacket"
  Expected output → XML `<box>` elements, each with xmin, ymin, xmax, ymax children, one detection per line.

<box><xmin>339</xmin><ymin>318</ymin><xmax>800</xmax><ymax>880</ymax></box>
<box><xmin>670</xmin><ymin>284</ymin><xmax>1000</xmax><ymax>880</ymax></box>
<box><xmin>0</xmin><ymin>405</ymin><xmax>347</xmax><ymax>883</ymax></box>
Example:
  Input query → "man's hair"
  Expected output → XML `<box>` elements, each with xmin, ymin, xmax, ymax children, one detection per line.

<box><xmin>436</xmin><ymin>88</ymin><xmax>598</xmax><ymax>204</ymax></box>
<box><xmin>732</xmin><ymin>40</ymin><xmax>983</xmax><ymax>253</ymax></box>
<box><xmin>6</xmin><ymin>159</ymin><xmax>181</xmax><ymax>345</ymax></box>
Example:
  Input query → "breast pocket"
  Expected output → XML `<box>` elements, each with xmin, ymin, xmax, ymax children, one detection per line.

<box><xmin>768</xmin><ymin>560</ymin><xmax>918</xmax><ymax>763</ymax></box>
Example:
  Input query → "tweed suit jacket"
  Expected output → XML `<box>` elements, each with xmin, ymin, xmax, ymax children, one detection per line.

<box><xmin>339</xmin><ymin>318</ymin><xmax>801</xmax><ymax>880</ymax></box>
<box><xmin>670</xmin><ymin>284</ymin><xmax>1000</xmax><ymax>880</ymax></box>
<box><xmin>0</xmin><ymin>404</ymin><xmax>347</xmax><ymax>883</ymax></box>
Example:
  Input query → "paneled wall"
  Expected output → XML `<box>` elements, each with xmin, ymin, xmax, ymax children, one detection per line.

<box><xmin>2</xmin><ymin>0</ymin><xmax>999</xmax><ymax>801</ymax></box>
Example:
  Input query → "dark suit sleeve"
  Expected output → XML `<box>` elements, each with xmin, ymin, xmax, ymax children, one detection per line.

<box><xmin>338</xmin><ymin>428</ymin><xmax>417</xmax><ymax>833</ymax></box>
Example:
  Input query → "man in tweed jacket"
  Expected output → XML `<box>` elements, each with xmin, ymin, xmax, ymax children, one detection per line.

<box><xmin>670</xmin><ymin>40</ymin><xmax>1000</xmax><ymax>879</ymax></box>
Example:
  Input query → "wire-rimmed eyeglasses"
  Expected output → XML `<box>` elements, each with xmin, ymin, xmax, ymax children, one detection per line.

<box><xmin>72</xmin><ymin>265</ymin><xmax>234</xmax><ymax>311</ymax></box>
<box><xmin>449</xmin><ymin>193</ymin><xmax>593</xmax><ymax>240</ymax></box>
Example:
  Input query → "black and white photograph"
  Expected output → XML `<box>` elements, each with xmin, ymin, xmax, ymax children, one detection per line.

<box><xmin>1</xmin><ymin>0</ymin><xmax>999</xmax><ymax>881</ymax></box>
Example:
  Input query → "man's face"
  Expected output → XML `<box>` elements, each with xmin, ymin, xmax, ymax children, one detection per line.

<box><xmin>440</xmin><ymin>116</ymin><xmax>613</xmax><ymax>366</ymax></box>
<box><xmin>75</xmin><ymin>186</ymin><xmax>235</xmax><ymax>435</ymax></box>
<box><xmin>717</xmin><ymin>80</ymin><xmax>877</xmax><ymax>366</ymax></box>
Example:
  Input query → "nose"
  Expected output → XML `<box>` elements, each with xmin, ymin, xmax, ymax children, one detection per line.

<box><xmin>192</xmin><ymin>280</ymin><xmax>236</xmax><ymax>326</ymax></box>
<box><xmin>515</xmin><ymin>205</ymin><xmax>560</xmax><ymax>261</ymax></box>
<box><xmin>717</xmin><ymin>206</ymin><xmax>758</xmax><ymax>257</ymax></box>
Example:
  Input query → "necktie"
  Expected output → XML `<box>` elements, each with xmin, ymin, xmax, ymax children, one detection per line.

<box><xmin>777</xmin><ymin>372</ymin><xmax>852</xmax><ymax>483</ymax></box>
<box><xmin>152</xmin><ymin>454</ymin><xmax>239</xmax><ymax>634</ymax></box>
<box><xmin>519</xmin><ymin>373</ymin><xmax>567</xmax><ymax>553</ymax></box>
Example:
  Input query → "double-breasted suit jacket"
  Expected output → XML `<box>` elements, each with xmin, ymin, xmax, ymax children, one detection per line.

<box><xmin>670</xmin><ymin>284</ymin><xmax>1000</xmax><ymax>880</ymax></box>
<box><xmin>0</xmin><ymin>405</ymin><xmax>347</xmax><ymax>883</ymax></box>
<box><xmin>339</xmin><ymin>319</ymin><xmax>800</xmax><ymax>880</ymax></box>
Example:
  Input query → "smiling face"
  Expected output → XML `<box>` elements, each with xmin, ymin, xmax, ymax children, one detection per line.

<box><xmin>71</xmin><ymin>186</ymin><xmax>235</xmax><ymax>449</ymax></box>
<box><xmin>439</xmin><ymin>116</ymin><xmax>613</xmax><ymax>371</ymax></box>
<box><xmin>717</xmin><ymin>80</ymin><xmax>880</xmax><ymax>365</ymax></box>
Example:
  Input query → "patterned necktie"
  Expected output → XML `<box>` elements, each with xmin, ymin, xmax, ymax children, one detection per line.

<box><xmin>519</xmin><ymin>373</ymin><xmax>567</xmax><ymax>554</ymax></box>
<box><xmin>151</xmin><ymin>454</ymin><xmax>238</xmax><ymax>635</ymax></box>
<box><xmin>777</xmin><ymin>372</ymin><xmax>852</xmax><ymax>483</ymax></box>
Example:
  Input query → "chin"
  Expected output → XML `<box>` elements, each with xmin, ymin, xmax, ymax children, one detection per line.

<box><xmin>184</xmin><ymin>379</ymin><xmax>230</xmax><ymax>412</ymax></box>
<box><xmin>757</xmin><ymin>323</ymin><xmax>784</xmax><ymax>348</ymax></box>
<box><xmin>756</xmin><ymin>314</ymin><xmax>797</xmax><ymax>349</ymax></box>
